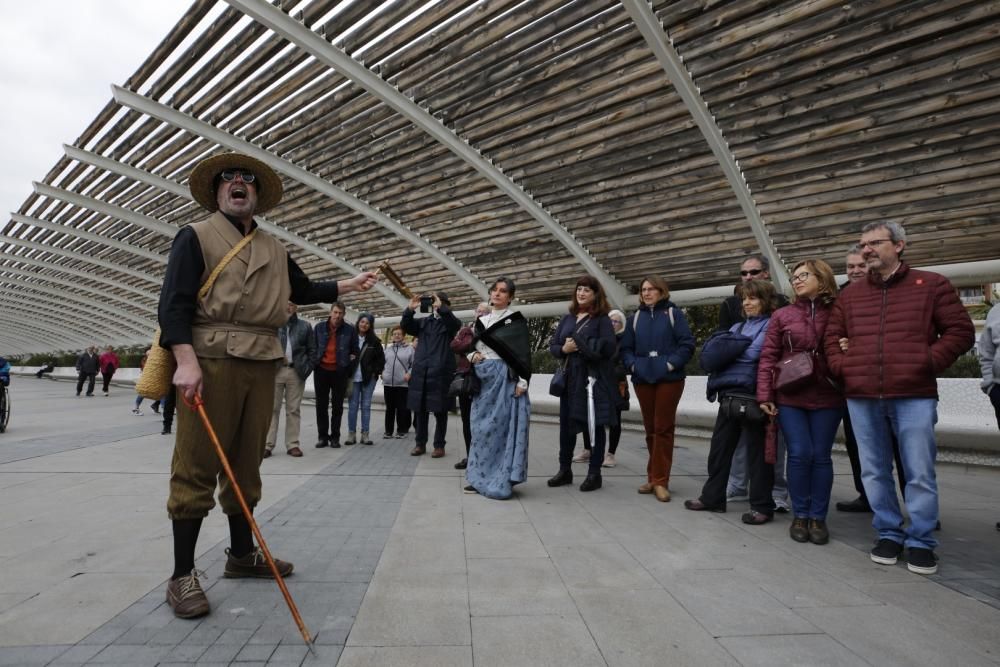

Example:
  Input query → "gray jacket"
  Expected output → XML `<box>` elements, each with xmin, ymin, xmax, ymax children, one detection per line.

<box><xmin>279</xmin><ymin>314</ymin><xmax>316</xmax><ymax>382</ymax></box>
<box><xmin>382</xmin><ymin>341</ymin><xmax>414</xmax><ymax>387</ymax></box>
<box><xmin>978</xmin><ymin>302</ymin><xmax>1000</xmax><ymax>393</ymax></box>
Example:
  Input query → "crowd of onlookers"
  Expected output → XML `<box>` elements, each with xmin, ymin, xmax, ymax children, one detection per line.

<box><xmin>18</xmin><ymin>219</ymin><xmax>999</xmax><ymax>574</ymax></box>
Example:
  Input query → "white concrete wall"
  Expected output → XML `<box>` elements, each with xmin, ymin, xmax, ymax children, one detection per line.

<box><xmin>12</xmin><ymin>367</ymin><xmax>997</xmax><ymax>453</ymax></box>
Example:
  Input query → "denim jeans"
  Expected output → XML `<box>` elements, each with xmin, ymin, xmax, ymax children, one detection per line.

<box><xmin>778</xmin><ymin>406</ymin><xmax>842</xmax><ymax>519</ymax></box>
<box><xmin>347</xmin><ymin>378</ymin><xmax>378</xmax><ymax>433</ymax></box>
<box><xmin>847</xmin><ymin>397</ymin><xmax>939</xmax><ymax>550</ymax></box>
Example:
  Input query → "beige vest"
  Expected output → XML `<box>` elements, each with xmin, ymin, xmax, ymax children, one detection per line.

<box><xmin>190</xmin><ymin>212</ymin><xmax>290</xmax><ymax>360</ymax></box>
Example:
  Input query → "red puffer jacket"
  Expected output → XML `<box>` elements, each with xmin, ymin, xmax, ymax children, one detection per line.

<box><xmin>757</xmin><ymin>299</ymin><xmax>844</xmax><ymax>409</ymax></box>
<box><xmin>824</xmin><ymin>263</ymin><xmax>975</xmax><ymax>399</ymax></box>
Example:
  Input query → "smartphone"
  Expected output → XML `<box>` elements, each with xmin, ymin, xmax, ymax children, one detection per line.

<box><xmin>419</xmin><ymin>295</ymin><xmax>433</xmax><ymax>313</ymax></box>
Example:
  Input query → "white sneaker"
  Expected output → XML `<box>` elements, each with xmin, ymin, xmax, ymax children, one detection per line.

<box><xmin>602</xmin><ymin>453</ymin><xmax>616</xmax><ymax>468</ymax></box>
<box><xmin>132</xmin><ymin>408</ymin><xmax>143</xmax><ymax>416</ymax></box>
<box><xmin>572</xmin><ymin>450</ymin><xmax>591</xmax><ymax>463</ymax></box>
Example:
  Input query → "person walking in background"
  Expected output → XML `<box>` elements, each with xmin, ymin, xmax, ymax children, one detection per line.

<box><xmin>621</xmin><ymin>276</ymin><xmax>695</xmax><ymax>502</ymax></box>
<box><xmin>685</xmin><ymin>280</ymin><xmax>777</xmax><ymax>523</ymax></box>
<box><xmin>465</xmin><ymin>279</ymin><xmax>532</xmax><ymax>498</ymax></box>
<box><xmin>313</xmin><ymin>302</ymin><xmax>357</xmax><ymax>449</ymax></box>
<box><xmin>757</xmin><ymin>260</ymin><xmax>843</xmax><ymax>545</ymax></box>
<box><xmin>452</xmin><ymin>302</ymin><xmax>491</xmax><ymax>469</ymax></box>
<box><xmin>99</xmin><ymin>345</ymin><xmax>120</xmax><ymax>396</ymax></box>
<box><xmin>381</xmin><ymin>326</ymin><xmax>414</xmax><ymax>439</ymax></box>
<box><xmin>402</xmin><ymin>292</ymin><xmax>461</xmax><ymax>457</ymax></box>
<box><xmin>75</xmin><ymin>346</ymin><xmax>99</xmax><ymax>397</ymax></box>
<box><xmin>265</xmin><ymin>302</ymin><xmax>315</xmax><ymax>458</ymax></box>
<box><xmin>347</xmin><ymin>313</ymin><xmax>385</xmax><ymax>446</ymax></box>
<box><xmin>547</xmin><ymin>275</ymin><xmax>622</xmax><ymax>493</ymax></box>
<box><xmin>826</xmin><ymin>221</ymin><xmax>974</xmax><ymax>575</ymax></box>
<box><xmin>980</xmin><ymin>300</ymin><xmax>1000</xmax><ymax>430</ymax></box>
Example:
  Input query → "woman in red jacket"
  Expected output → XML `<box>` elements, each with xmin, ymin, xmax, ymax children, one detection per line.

<box><xmin>757</xmin><ymin>260</ymin><xmax>844</xmax><ymax>545</ymax></box>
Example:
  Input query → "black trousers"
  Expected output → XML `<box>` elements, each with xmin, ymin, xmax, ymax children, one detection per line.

<box><xmin>842</xmin><ymin>407</ymin><xmax>906</xmax><ymax>500</ymax></box>
<box><xmin>101</xmin><ymin>371</ymin><xmax>115</xmax><ymax>393</ymax></box>
<box><xmin>414</xmin><ymin>409</ymin><xmax>448</xmax><ymax>448</ymax></box>
<box><xmin>76</xmin><ymin>372</ymin><xmax>96</xmax><ymax>396</ymax></box>
<box><xmin>162</xmin><ymin>387</ymin><xmax>177</xmax><ymax>431</ymax></box>
<box><xmin>459</xmin><ymin>393</ymin><xmax>473</xmax><ymax>455</ymax></box>
<box><xmin>383</xmin><ymin>386</ymin><xmax>411</xmax><ymax>435</ymax></box>
<box><xmin>700</xmin><ymin>409</ymin><xmax>774</xmax><ymax>514</ymax></box>
<box><xmin>991</xmin><ymin>385</ymin><xmax>1000</xmax><ymax>430</ymax></box>
<box><xmin>582</xmin><ymin>407</ymin><xmax>622</xmax><ymax>455</ymax></box>
<box><xmin>314</xmin><ymin>367</ymin><xmax>349</xmax><ymax>442</ymax></box>
<box><xmin>558</xmin><ymin>397</ymin><xmax>605</xmax><ymax>477</ymax></box>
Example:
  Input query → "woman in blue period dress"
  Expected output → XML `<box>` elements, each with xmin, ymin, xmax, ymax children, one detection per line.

<box><xmin>464</xmin><ymin>277</ymin><xmax>532</xmax><ymax>499</ymax></box>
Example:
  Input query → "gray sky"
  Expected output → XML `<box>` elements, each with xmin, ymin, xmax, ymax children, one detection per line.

<box><xmin>0</xmin><ymin>0</ymin><xmax>191</xmax><ymax>221</ymax></box>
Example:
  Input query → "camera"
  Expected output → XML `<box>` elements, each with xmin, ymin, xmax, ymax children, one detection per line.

<box><xmin>419</xmin><ymin>295</ymin><xmax>434</xmax><ymax>313</ymax></box>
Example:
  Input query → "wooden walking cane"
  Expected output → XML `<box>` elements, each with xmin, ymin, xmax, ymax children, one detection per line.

<box><xmin>186</xmin><ymin>392</ymin><xmax>315</xmax><ymax>651</ymax></box>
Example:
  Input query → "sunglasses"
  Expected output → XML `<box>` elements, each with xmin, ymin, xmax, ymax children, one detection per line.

<box><xmin>740</xmin><ymin>268</ymin><xmax>764</xmax><ymax>277</ymax></box>
<box><xmin>220</xmin><ymin>169</ymin><xmax>256</xmax><ymax>184</ymax></box>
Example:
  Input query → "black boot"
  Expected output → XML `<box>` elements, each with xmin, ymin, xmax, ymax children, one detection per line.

<box><xmin>547</xmin><ymin>469</ymin><xmax>573</xmax><ymax>487</ymax></box>
<box><xmin>579</xmin><ymin>474</ymin><xmax>602</xmax><ymax>492</ymax></box>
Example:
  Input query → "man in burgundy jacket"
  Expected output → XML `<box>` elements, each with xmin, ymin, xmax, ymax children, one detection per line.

<box><xmin>825</xmin><ymin>222</ymin><xmax>974</xmax><ymax>576</ymax></box>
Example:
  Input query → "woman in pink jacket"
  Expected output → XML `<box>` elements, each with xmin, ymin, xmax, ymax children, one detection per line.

<box><xmin>99</xmin><ymin>345</ymin><xmax>121</xmax><ymax>396</ymax></box>
<box><xmin>757</xmin><ymin>260</ymin><xmax>844</xmax><ymax>545</ymax></box>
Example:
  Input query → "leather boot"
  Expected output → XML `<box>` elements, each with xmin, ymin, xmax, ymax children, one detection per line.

<box><xmin>547</xmin><ymin>469</ymin><xmax>573</xmax><ymax>487</ymax></box>
<box><xmin>579</xmin><ymin>474</ymin><xmax>602</xmax><ymax>492</ymax></box>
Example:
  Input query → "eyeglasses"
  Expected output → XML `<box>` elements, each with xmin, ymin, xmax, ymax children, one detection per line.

<box><xmin>858</xmin><ymin>238</ymin><xmax>892</xmax><ymax>249</ymax></box>
<box><xmin>220</xmin><ymin>169</ymin><xmax>256</xmax><ymax>184</ymax></box>
<box><xmin>791</xmin><ymin>271</ymin><xmax>813</xmax><ymax>284</ymax></box>
<box><xmin>740</xmin><ymin>268</ymin><xmax>764</xmax><ymax>277</ymax></box>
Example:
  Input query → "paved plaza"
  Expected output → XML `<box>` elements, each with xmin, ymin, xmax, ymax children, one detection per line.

<box><xmin>1</xmin><ymin>378</ymin><xmax>998</xmax><ymax>666</ymax></box>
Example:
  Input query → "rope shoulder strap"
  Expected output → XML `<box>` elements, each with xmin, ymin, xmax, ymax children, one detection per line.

<box><xmin>198</xmin><ymin>228</ymin><xmax>258</xmax><ymax>300</ymax></box>
<box><xmin>633</xmin><ymin>306</ymin><xmax>674</xmax><ymax>333</ymax></box>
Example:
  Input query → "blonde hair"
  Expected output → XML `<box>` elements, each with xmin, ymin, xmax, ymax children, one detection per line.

<box><xmin>792</xmin><ymin>259</ymin><xmax>838</xmax><ymax>305</ymax></box>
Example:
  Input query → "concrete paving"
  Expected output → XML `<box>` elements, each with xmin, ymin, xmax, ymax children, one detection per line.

<box><xmin>1</xmin><ymin>378</ymin><xmax>998</xmax><ymax>666</ymax></box>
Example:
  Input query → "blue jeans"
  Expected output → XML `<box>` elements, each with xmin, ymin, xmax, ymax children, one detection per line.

<box><xmin>847</xmin><ymin>398</ymin><xmax>939</xmax><ymax>550</ymax></box>
<box><xmin>348</xmin><ymin>378</ymin><xmax>377</xmax><ymax>433</ymax></box>
<box><xmin>778</xmin><ymin>406</ymin><xmax>842</xmax><ymax>520</ymax></box>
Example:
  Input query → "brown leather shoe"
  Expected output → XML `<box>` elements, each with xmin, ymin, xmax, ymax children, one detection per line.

<box><xmin>223</xmin><ymin>547</ymin><xmax>293</xmax><ymax>579</ymax></box>
<box><xmin>410</xmin><ymin>446</ymin><xmax>426</xmax><ymax>456</ymax></box>
<box><xmin>431</xmin><ymin>448</ymin><xmax>445</xmax><ymax>458</ymax></box>
<box><xmin>167</xmin><ymin>571</ymin><xmax>210</xmax><ymax>619</ymax></box>
<box><xmin>653</xmin><ymin>485</ymin><xmax>671</xmax><ymax>502</ymax></box>
<box><xmin>638</xmin><ymin>483</ymin><xmax>654</xmax><ymax>494</ymax></box>
<box><xmin>287</xmin><ymin>447</ymin><xmax>303</xmax><ymax>457</ymax></box>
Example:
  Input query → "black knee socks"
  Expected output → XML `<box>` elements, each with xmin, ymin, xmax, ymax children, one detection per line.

<box><xmin>228</xmin><ymin>513</ymin><xmax>254</xmax><ymax>559</ymax></box>
<box><xmin>171</xmin><ymin>518</ymin><xmax>203</xmax><ymax>580</ymax></box>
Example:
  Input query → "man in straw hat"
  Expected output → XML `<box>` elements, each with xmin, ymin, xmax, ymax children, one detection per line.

<box><xmin>158</xmin><ymin>152</ymin><xmax>377</xmax><ymax>618</ymax></box>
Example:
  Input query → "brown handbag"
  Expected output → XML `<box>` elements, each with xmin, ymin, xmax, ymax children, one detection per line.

<box><xmin>774</xmin><ymin>324</ymin><xmax>817</xmax><ymax>392</ymax></box>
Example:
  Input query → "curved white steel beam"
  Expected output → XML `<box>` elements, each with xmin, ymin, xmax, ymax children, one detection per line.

<box><xmin>1</xmin><ymin>305</ymin><xmax>112</xmax><ymax>349</ymax></box>
<box><xmin>0</xmin><ymin>252</ymin><xmax>158</xmax><ymax>307</ymax></box>
<box><xmin>0</xmin><ymin>268</ymin><xmax>156</xmax><ymax>332</ymax></box>
<box><xmin>32</xmin><ymin>182</ymin><xmax>177</xmax><ymax>238</ymax></box>
<box><xmin>224</xmin><ymin>0</ymin><xmax>629</xmax><ymax>307</ymax></box>
<box><xmin>621</xmin><ymin>0</ymin><xmax>790</xmax><ymax>294</ymax></box>
<box><xmin>111</xmin><ymin>85</ymin><xmax>488</xmax><ymax>299</ymax></box>
<box><xmin>63</xmin><ymin>144</ymin><xmax>409</xmax><ymax>308</ymax></box>
<box><xmin>0</xmin><ymin>315</ymin><xmax>91</xmax><ymax>350</ymax></box>
<box><xmin>9</xmin><ymin>212</ymin><xmax>166</xmax><ymax>264</ymax></box>
<box><xmin>0</xmin><ymin>290</ymin><xmax>143</xmax><ymax>342</ymax></box>
<box><xmin>0</xmin><ymin>237</ymin><xmax>162</xmax><ymax>290</ymax></box>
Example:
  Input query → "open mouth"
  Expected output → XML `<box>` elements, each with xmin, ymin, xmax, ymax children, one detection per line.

<box><xmin>231</xmin><ymin>186</ymin><xmax>247</xmax><ymax>201</ymax></box>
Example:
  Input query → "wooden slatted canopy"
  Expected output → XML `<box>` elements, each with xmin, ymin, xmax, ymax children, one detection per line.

<box><xmin>2</xmin><ymin>0</ymin><xmax>999</xmax><ymax>353</ymax></box>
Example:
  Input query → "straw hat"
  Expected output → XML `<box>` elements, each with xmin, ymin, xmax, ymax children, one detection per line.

<box><xmin>188</xmin><ymin>152</ymin><xmax>283</xmax><ymax>214</ymax></box>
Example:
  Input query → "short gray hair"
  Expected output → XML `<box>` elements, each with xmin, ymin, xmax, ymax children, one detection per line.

<box><xmin>846</xmin><ymin>244</ymin><xmax>864</xmax><ymax>258</ymax></box>
<box><xmin>740</xmin><ymin>253</ymin><xmax>769</xmax><ymax>272</ymax></box>
<box><xmin>861</xmin><ymin>221</ymin><xmax>906</xmax><ymax>244</ymax></box>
